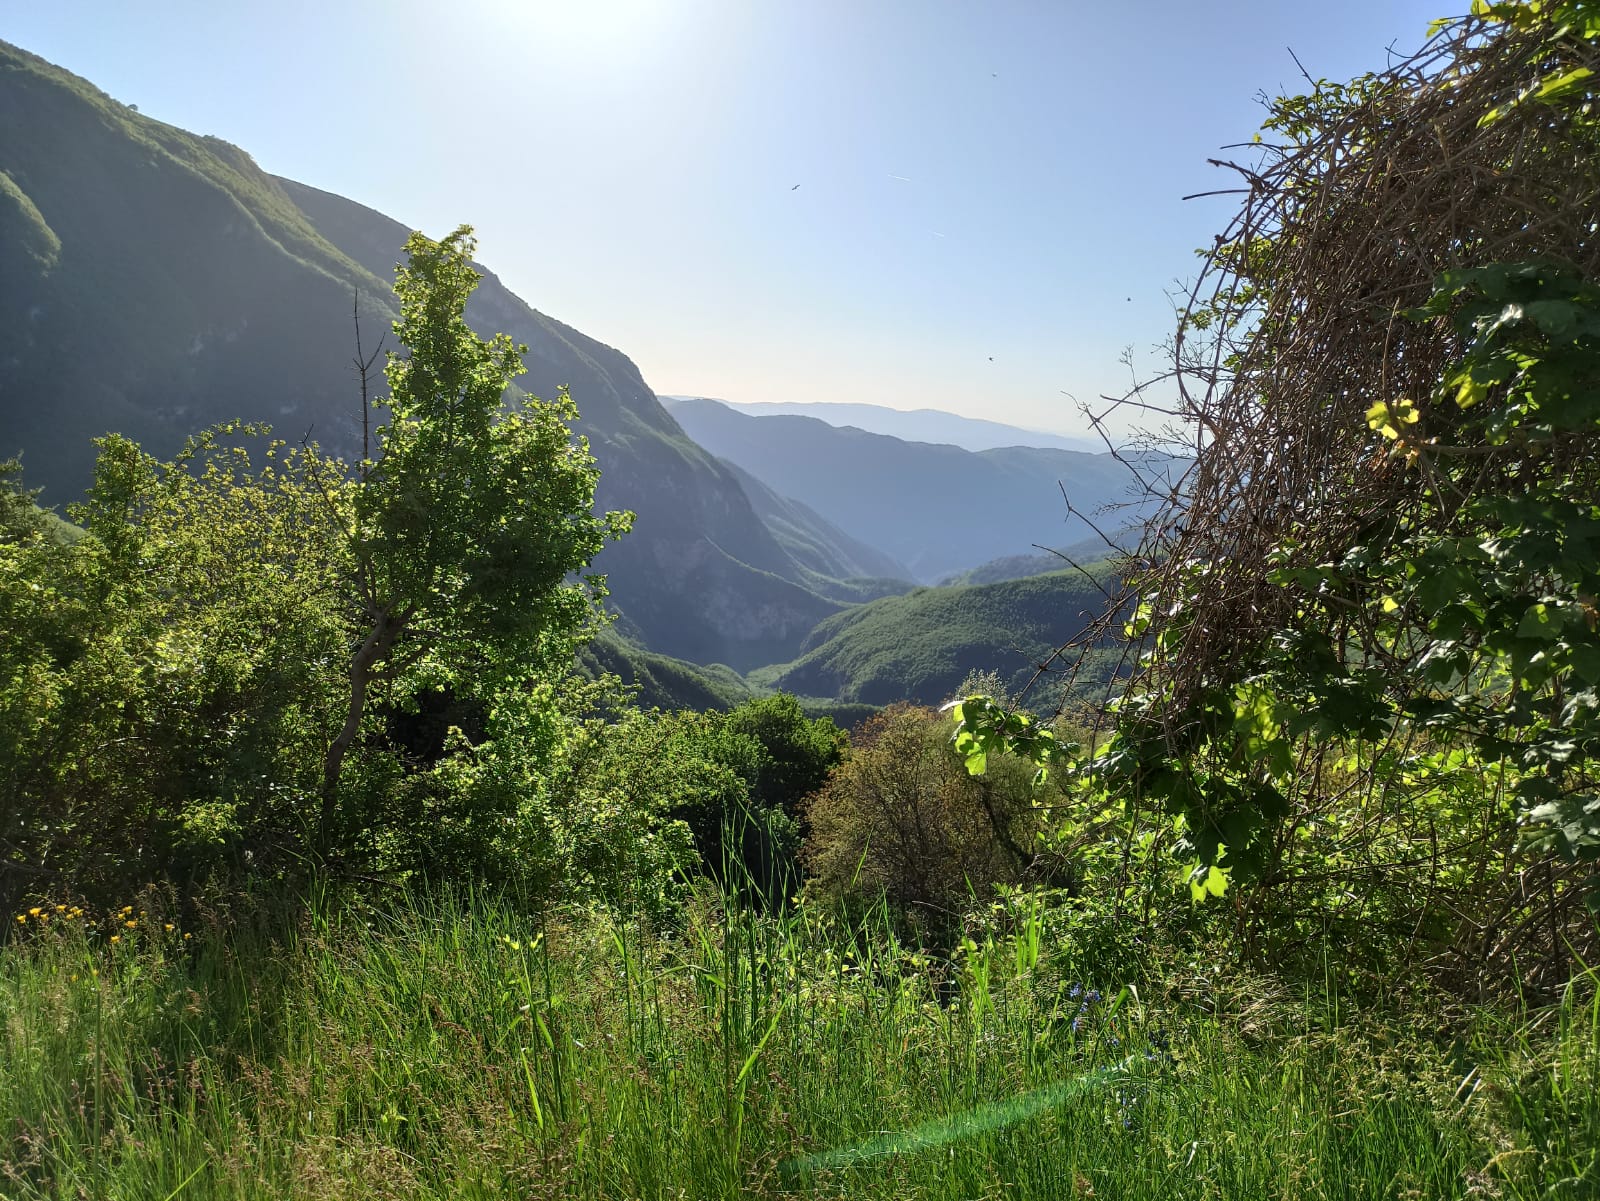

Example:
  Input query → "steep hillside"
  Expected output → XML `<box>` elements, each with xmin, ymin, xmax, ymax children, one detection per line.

<box><xmin>675</xmin><ymin>397</ymin><xmax>1101</xmax><ymax>453</ymax></box>
<box><xmin>664</xmin><ymin>398</ymin><xmax>1158</xmax><ymax>582</ymax></box>
<box><xmin>578</xmin><ymin>633</ymin><xmax>752</xmax><ymax>712</ymax></box>
<box><xmin>749</xmin><ymin>567</ymin><xmax>1125</xmax><ymax>709</ymax></box>
<box><xmin>716</xmin><ymin>459</ymin><xmax>912</xmax><ymax>601</ymax></box>
<box><xmin>0</xmin><ymin>40</ymin><xmax>850</xmax><ymax>670</ymax></box>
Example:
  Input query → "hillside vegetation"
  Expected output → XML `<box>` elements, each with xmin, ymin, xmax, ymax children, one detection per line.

<box><xmin>751</xmin><ymin>567</ymin><xmax>1123</xmax><ymax>708</ymax></box>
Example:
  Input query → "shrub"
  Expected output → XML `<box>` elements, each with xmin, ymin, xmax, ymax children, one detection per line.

<box><xmin>802</xmin><ymin>705</ymin><xmax>1039</xmax><ymax>933</ymax></box>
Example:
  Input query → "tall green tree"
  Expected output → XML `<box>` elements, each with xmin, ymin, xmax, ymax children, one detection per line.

<box><xmin>319</xmin><ymin>226</ymin><xmax>632</xmax><ymax>851</ymax></box>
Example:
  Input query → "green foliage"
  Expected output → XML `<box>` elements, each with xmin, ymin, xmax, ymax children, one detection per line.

<box><xmin>721</xmin><ymin>693</ymin><xmax>847</xmax><ymax>821</ymax></box>
<box><xmin>0</xmin><ymin>429</ymin><xmax>347</xmax><ymax>908</ymax></box>
<box><xmin>803</xmin><ymin>706</ymin><xmax>1041</xmax><ymax>932</ymax></box>
<box><xmin>955</xmin><ymin>7</ymin><xmax>1600</xmax><ymax>960</ymax></box>
<box><xmin>0</xmin><ymin>457</ymin><xmax>45</xmax><ymax>542</ymax></box>
<box><xmin>0</xmin><ymin>230</ymin><xmax>648</xmax><ymax>908</ymax></box>
<box><xmin>318</xmin><ymin>224</ymin><xmax>632</xmax><ymax>855</ymax></box>
<box><xmin>1112</xmin><ymin>264</ymin><xmax>1600</xmax><ymax>895</ymax></box>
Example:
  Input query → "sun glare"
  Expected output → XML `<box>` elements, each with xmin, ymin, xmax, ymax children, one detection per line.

<box><xmin>495</xmin><ymin>0</ymin><xmax>674</xmax><ymax>72</ymax></box>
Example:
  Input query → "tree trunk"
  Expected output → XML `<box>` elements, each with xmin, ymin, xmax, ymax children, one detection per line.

<box><xmin>318</xmin><ymin>610</ymin><xmax>402</xmax><ymax>860</ymax></box>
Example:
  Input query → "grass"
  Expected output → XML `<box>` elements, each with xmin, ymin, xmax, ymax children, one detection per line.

<box><xmin>1</xmin><ymin>887</ymin><xmax>1595</xmax><ymax>1200</ymax></box>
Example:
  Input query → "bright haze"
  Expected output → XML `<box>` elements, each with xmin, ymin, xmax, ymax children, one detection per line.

<box><xmin>8</xmin><ymin>0</ymin><xmax>1442</xmax><ymax>439</ymax></box>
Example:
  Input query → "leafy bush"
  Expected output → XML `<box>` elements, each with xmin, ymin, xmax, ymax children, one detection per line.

<box><xmin>803</xmin><ymin>705</ymin><xmax>1039</xmax><ymax>934</ymax></box>
<box><xmin>0</xmin><ymin>430</ymin><xmax>348</xmax><ymax>909</ymax></box>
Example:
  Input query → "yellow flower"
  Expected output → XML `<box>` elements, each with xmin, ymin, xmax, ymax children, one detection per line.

<box><xmin>14</xmin><ymin>915</ymin><xmax>23</xmax><ymax>925</ymax></box>
<box><xmin>124</xmin><ymin>920</ymin><xmax>137</xmax><ymax>929</ymax></box>
<box><xmin>28</xmin><ymin>907</ymin><xmax>42</xmax><ymax>917</ymax></box>
<box><xmin>183</xmin><ymin>933</ymin><xmax>192</xmax><ymax>941</ymax></box>
<box><xmin>110</xmin><ymin>935</ymin><xmax>121</xmax><ymax>944</ymax></box>
<box><xmin>164</xmin><ymin>923</ymin><xmax>175</xmax><ymax>932</ymax></box>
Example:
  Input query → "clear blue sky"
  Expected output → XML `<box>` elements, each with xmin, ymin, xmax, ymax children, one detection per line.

<box><xmin>7</xmin><ymin>0</ymin><xmax>1447</xmax><ymax>437</ymax></box>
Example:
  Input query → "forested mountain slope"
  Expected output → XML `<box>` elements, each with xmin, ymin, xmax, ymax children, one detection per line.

<box><xmin>0</xmin><ymin>40</ymin><xmax>867</xmax><ymax>669</ymax></box>
<box><xmin>749</xmin><ymin>566</ymin><xmax>1123</xmax><ymax>709</ymax></box>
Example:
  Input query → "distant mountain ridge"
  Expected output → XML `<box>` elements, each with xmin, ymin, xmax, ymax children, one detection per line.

<box><xmin>664</xmin><ymin>397</ymin><xmax>1160</xmax><ymax>583</ymax></box>
<box><xmin>0</xmin><ymin>39</ymin><xmax>889</xmax><ymax>671</ymax></box>
<box><xmin>660</xmin><ymin>397</ymin><xmax>1102</xmax><ymax>453</ymax></box>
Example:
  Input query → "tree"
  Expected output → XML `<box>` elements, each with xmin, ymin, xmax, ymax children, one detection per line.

<box><xmin>0</xmin><ymin>457</ymin><xmax>45</xmax><ymax>543</ymax></box>
<box><xmin>318</xmin><ymin>226</ymin><xmax>632</xmax><ymax>854</ymax></box>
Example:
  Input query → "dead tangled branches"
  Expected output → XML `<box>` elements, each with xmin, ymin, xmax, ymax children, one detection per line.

<box><xmin>1015</xmin><ymin>11</ymin><xmax>1600</xmax><ymax>994</ymax></box>
<box><xmin>1059</xmin><ymin>11</ymin><xmax>1600</xmax><ymax>725</ymax></box>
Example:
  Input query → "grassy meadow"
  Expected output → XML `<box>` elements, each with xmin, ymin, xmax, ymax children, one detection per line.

<box><xmin>3</xmin><ymin>887</ymin><xmax>1596</xmax><ymax>1200</ymax></box>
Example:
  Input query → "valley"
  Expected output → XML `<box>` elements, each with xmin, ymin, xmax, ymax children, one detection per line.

<box><xmin>0</xmin><ymin>36</ymin><xmax>1136</xmax><ymax>708</ymax></box>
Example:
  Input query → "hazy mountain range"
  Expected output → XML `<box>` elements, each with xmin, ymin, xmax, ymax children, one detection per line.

<box><xmin>659</xmin><ymin>397</ymin><xmax>1104</xmax><ymax>454</ymax></box>
<box><xmin>663</xmin><ymin>398</ymin><xmax>1157</xmax><ymax>583</ymax></box>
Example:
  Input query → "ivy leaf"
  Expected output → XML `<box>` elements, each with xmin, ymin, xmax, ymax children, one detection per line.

<box><xmin>1516</xmin><ymin>602</ymin><xmax>1561</xmax><ymax>641</ymax></box>
<box><xmin>1521</xmin><ymin>794</ymin><xmax>1600</xmax><ymax>861</ymax></box>
<box><xmin>1533</xmin><ymin>66</ymin><xmax>1595</xmax><ymax>103</ymax></box>
<box><xmin>1187</xmin><ymin>860</ymin><xmax>1230</xmax><ymax>902</ymax></box>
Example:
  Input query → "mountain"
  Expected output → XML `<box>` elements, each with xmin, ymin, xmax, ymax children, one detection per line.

<box><xmin>747</xmin><ymin>567</ymin><xmax>1126</xmax><ymax>710</ymax></box>
<box><xmin>661</xmin><ymin>398</ymin><xmax>1102</xmax><ymax>454</ymax></box>
<box><xmin>663</xmin><ymin>397</ymin><xmax>1161</xmax><ymax>582</ymax></box>
<box><xmin>0</xmin><ymin>40</ymin><xmax>869</xmax><ymax>671</ymax></box>
<box><xmin>715</xmin><ymin>459</ymin><xmax>913</xmax><ymax>601</ymax></box>
<box><xmin>578</xmin><ymin>633</ymin><xmax>752</xmax><ymax>712</ymax></box>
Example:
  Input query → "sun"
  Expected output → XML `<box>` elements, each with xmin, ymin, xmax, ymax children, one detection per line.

<box><xmin>494</xmin><ymin>0</ymin><xmax>674</xmax><ymax>68</ymax></box>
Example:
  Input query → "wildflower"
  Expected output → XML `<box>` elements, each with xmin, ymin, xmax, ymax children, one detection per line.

<box><xmin>165</xmin><ymin>924</ymin><xmax>174</xmax><ymax>932</ymax></box>
<box><xmin>184</xmin><ymin>933</ymin><xmax>191</xmax><ymax>940</ymax></box>
<box><xmin>110</xmin><ymin>935</ymin><xmax>121</xmax><ymax>944</ymax></box>
<box><xmin>124</xmin><ymin>920</ymin><xmax>137</xmax><ymax>929</ymax></box>
<box><xmin>29</xmin><ymin>907</ymin><xmax>42</xmax><ymax>917</ymax></box>
<box><xmin>14</xmin><ymin>915</ymin><xmax>23</xmax><ymax>924</ymax></box>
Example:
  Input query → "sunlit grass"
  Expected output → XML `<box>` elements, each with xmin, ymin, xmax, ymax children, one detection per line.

<box><xmin>1</xmin><ymin>887</ymin><xmax>1594</xmax><ymax>1199</ymax></box>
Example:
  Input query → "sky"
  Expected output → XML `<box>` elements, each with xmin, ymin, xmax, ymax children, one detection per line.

<box><xmin>5</xmin><ymin>0</ymin><xmax>1447</xmax><ymax>439</ymax></box>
